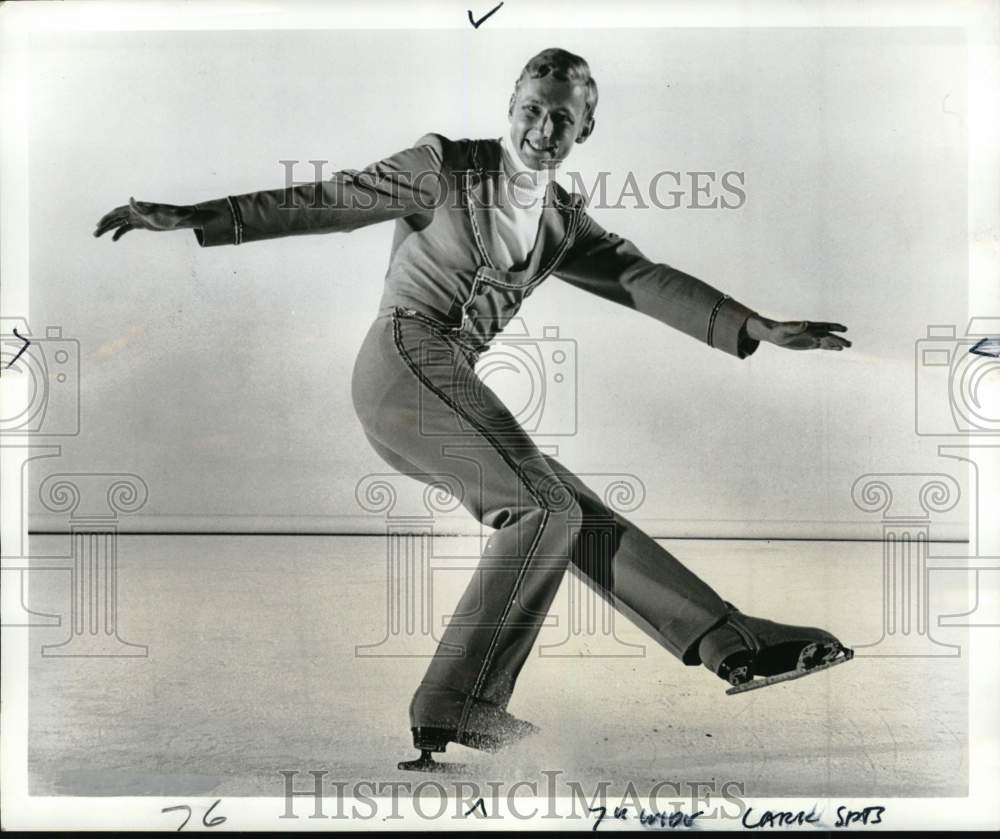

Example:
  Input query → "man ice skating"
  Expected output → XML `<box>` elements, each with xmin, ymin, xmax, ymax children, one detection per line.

<box><xmin>94</xmin><ymin>48</ymin><xmax>854</xmax><ymax>773</ymax></box>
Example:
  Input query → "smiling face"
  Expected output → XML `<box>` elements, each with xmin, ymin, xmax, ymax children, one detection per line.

<box><xmin>507</xmin><ymin>75</ymin><xmax>594</xmax><ymax>171</ymax></box>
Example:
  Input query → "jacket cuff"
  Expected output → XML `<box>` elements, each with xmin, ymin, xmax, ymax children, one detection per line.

<box><xmin>190</xmin><ymin>197</ymin><xmax>239</xmax><ymax>247</ymax></box>
<box><xmin>707</xmin><ymin>295</ymin><xmax>760</xmax><ymax>359</ymax></box>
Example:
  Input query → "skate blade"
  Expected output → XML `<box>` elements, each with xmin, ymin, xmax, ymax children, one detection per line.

<box><xmin>397</xmin><ymin>756</ymin><xmax>471</xmax><ymax>774</ymax></box>
<box><xmin>725</xmin><ymin>649</ymin><xmax>854</xmax><ymax>696</ymax></box>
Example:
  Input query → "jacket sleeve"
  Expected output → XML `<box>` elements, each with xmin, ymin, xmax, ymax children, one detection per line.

<box><xmin>552</xmin><ymin>209</ymin><xmax>760</xmax><ymax>359</ymax></box>
<box><xmin>190</xmin><ymin>133</ymin><xmax>447</xmax><ymax>247</ymax></box>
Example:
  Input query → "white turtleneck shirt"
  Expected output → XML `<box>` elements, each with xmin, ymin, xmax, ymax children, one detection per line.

<box><xmin>492</xmin><ymin>129</ymin><xmax>559</xmax><ymax>271</ymax></box>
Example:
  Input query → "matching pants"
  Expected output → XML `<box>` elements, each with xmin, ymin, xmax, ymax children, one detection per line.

<box><xmin>351</xmin><ymin>308</ymin><xmax>730</xmax><ymax>735</ymax></box>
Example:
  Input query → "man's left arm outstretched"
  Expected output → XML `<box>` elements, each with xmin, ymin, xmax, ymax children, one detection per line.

<box><xmin>554</xmin><ymin>209</ymin><xmax>851</xmax><ymax>356</ymax></box>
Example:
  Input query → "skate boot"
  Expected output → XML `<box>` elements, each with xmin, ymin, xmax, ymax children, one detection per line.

<box><xmin>699</xmin><ymin>602</ymin><xmax>853</xmax><ymax>695</ymax></box>
<box><xmin>398</xmin><ymin>716</ymin><xmax>539</xmax><ymax>773</ymax></box>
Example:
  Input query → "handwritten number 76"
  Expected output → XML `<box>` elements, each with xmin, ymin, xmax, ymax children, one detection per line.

<box><xmin>161</xmin><ymin>799</ymin><xmax>226</xmax><ymax>831</ymax></box>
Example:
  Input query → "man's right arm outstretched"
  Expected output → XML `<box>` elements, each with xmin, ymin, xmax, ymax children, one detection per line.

<box><xmin>93</xmin><ymin>134</ymin><xmax>447</xmax><ymax>245</ymax></box>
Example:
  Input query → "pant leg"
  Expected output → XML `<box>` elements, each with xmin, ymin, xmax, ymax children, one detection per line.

<box><xmin>541</xmin><ymin>454</ymin><xmax>729</xmax><ymax>665</ymax></box>
<box><xmin>351</xmin><ymin>312</ymin><xmax>583</xmax><ymax>735</ymax></box>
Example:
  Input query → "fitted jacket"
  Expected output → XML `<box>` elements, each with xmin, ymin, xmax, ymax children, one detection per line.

<box><xmin>192</xmin><ymin>133</ymin><xmax>760</xmax><ymax>359</ymax></box>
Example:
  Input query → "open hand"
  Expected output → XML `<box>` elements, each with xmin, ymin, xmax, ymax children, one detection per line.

<box><xmin>747</xmin><ymin>315</ymin><xmax>851</xmax><ymax>351</ymax></box>
<box><xmin>93</xmin><ymin>198</ymin><xmax>203</xmax><ymax>241</ymax></box>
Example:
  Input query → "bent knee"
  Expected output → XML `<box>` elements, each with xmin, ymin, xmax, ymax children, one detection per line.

<box><xmin>483</xmin><ymin>491</ymin><xmax>583</xmax><ymax>534</ymax></box>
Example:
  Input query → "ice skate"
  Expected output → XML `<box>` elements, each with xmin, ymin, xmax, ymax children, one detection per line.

<box><xmin>699</xmin><ymin>602</ymin><xmax>853</xmax><ymax>696</ymax></box>
<box><xmin>397</xmin><ymin>717</ymin><xmax>540</xmax><ymax>773</ymax></box>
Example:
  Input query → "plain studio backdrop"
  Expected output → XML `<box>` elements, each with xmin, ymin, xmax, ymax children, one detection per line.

<box><xmin>27</xmin><ymin>26</ymin><xmax>969</xmax><ymax>538</ymax></box>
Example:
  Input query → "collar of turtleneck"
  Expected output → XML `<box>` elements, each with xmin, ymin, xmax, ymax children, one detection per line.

<box><xmin>499</xmin><ymin>128</ymin><xmax>557</xmax><ymax>199</ymax></box>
